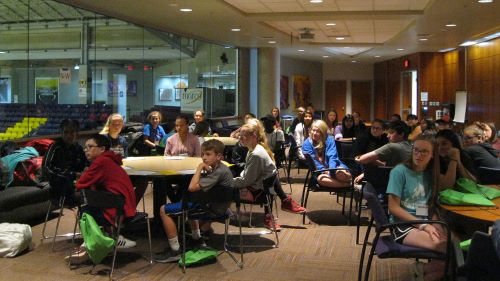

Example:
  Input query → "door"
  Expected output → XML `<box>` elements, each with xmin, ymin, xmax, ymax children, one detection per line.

<box><xmin>401</xmin><ymin>71</ymin><xmax>417</xmax><ymax>120</ymax></box>
<box><xmin>351</xmin><ymin>81</ymin><xmax>371</xmax><ymax>121</ymax></box>
<box><xmin>325</xmin><ymin>80</ymin><xmax>346</xmax><ymax>120</ymax></box>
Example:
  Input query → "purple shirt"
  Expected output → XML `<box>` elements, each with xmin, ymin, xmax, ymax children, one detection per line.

<box><xmin>164</xmin><ymin>133</ymin><xmax>201</xmax><ymax>157</ymax></box>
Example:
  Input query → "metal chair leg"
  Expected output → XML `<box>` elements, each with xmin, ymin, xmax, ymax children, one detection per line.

<box><xmin>51</xmin><ymin>196</ymin><xmax>66</xmax><ymax>251</ymax></box>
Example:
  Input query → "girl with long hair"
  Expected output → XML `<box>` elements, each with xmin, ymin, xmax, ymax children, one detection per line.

<box><xmin>334</xmin><ymin>114</ymin><xmax>355</xmax><ymax>141</ymax></box>
<box><xmin>294</xmin><ymin>110</ymin><xmax>314</xmax><ymax>160</ymax></box>
<box><xmin>325</xmin><ymin>109</ymin><xmax>339</xmax><ymax>136</ymax></box>
<box><xmin>387</xmin><ymin>135</ymin><xmax>447</xmax><ymax>281</ymax></box>
<box><xmin>435</xmin><ymin>129</ymin><xmax>476</xmax><ymax>187</ymax></box>
<box><xmin>302</xmin><ymin>120</ymin><xmax>352</xmax><ymax>188</ymax></box>
<box><xmin>100</xmin><ymin>113</ymin><xmax>128</xmax><ymax>158</ymax></box>
<box><xmin>233</xmin><ymin>119</ymin><xmax>305</xmax><ymax>231</ymax></box>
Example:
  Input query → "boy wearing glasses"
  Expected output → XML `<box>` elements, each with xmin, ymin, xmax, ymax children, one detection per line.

<box><xmin>70</xmin><ymin>134</ymin><xmax>137</xmax><ymax>263</ymax></box>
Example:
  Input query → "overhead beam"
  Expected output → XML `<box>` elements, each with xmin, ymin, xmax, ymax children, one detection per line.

<box><xmin>246</xmin><ymin>10</ymin><xmax>423</xmax><ymax>21</ymax></box>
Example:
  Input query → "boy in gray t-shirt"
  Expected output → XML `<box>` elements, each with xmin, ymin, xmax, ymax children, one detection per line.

<box><xmin>154</xmin><ymin>139</ymin><xmax>233</xmax><ymax>263</ymax></box>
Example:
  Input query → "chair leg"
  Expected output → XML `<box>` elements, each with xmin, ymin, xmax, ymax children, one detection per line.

<box><xmin>222</xmin><ymin>216</ymin><xmax>243</xmax><ymax>268</ymax></box>
<box><xmin>302</xmin><ymin>189</ymin><xmax>311</xmax><ymax>224</ymax></box>
<box><xmin>110</xmin><ymin>219</ymin><xmax>122</xmax><ymax>280</ymax></box>
<box><xmin>248</xmin><ymin>204</ymin><xmax>254</xmax><ymax>227</ymax></box>
<box><xmin>142</xmin><ymin>197</ymin><xmax>153</xmax><ymax>263</ymax></box>
<box><xmin>341</xmin><ymin>192</ymin><xmax>346</xmax><ymax>215</ymax></box>
<box><xmin>41</xmin><ymin>199</ymin><xmax>53</xmax><ymax>239</ymax></box>
<box><xmin>181</xmin><ymin>209</ymin><xmax>187</xmax><ymax>273</ymax></box>
<box><xmin>347</xmin><ymin>191</ymin><xmax>354</xmax><ymax>226</ymax></box>
<box><xmin>356</xmin><ymin>189</ymin><xmax>365</xmax><ymax>245</ymax></box>
<box><xmin>364</xmin><ymin>235</ymin><xmax>379</xmax><ymax>281</ymax></box>
<box><xmin>51</xmin><ymin>196</ymin><xmax>66</xmax><ymax>251</ymax></box>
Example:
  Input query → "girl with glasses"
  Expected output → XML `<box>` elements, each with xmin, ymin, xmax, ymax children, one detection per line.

<box><xmin>387</xmin><ymin>135</ymin><xmax>447</xmax><ymax>281</ymax></box>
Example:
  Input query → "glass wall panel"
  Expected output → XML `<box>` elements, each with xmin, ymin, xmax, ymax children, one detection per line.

<box><xmin>0</xmin><ymin>0</ymin><xmax>238</xmax><ymax>141</ymax></box>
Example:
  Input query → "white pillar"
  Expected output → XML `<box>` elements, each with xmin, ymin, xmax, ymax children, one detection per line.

<box><xmin>257</xmin><ymin>48</ymin><xmax>279</xmax><ymax>117</ymax></box>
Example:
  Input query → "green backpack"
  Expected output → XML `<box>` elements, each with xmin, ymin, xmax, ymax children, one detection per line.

<box><xmin>178</xmin><ymin>248</ymin><xmax>218</xmax><ymax>267</ymax></box>
<box><xmin>79</xmin><ymin>213</ymin><xmax>116</xmax><ymax>264</ymax></box>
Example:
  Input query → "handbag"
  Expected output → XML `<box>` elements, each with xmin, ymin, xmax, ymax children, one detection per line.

<box><xmin>79</xmin><ymin>213</ymin><xmax>116</xmax><ymax>264</ymax></box>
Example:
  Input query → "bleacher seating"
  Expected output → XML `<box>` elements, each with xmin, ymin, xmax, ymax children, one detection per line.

<box><xmin>0</xmin><ymin>103</ymin><xmax>112</xmax><ymax>140</ymax></box>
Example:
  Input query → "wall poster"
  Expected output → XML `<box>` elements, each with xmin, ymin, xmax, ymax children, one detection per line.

<box><xmin>0</xmin><ymin>77</ymin><xmax>11</xmax><ymax>103</ymax></box>
<box><xmin>159</xmin><ymin>88</ymin><xmax>173</xmax><ymax>101</ymax></box>
<box><xmin>35</xmin><ymin>77</ymin><xmax>59</xmax><ymax>105</ymax></box>
<box><xmin>293</xmin><ymin>75</ymin><xmax>311</xmax><ymax>109</ymax></box>
<box><xmin>280</xmin><ymin>75</ymin><xmax>289</xmax><ymax>109</ymax></box>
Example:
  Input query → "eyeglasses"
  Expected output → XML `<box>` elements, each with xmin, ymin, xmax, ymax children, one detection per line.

<box><xmin>84</xmin><ymin>145</ymin><xmax>100</xmax><ymax>151</ymax></box>
<box><xmin>412</xmin><ymin>147</ymin><xmax>430</xmax><ymax>155</ymax></box>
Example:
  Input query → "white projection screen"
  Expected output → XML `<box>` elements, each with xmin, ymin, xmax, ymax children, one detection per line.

<box><xmin>453</xmin><ymin>91</ymin><xmax>467</xmax><ymax>123</ymax></box>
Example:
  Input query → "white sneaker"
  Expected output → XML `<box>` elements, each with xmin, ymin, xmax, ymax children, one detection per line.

<box><xmin>116</xmin><ymin>235</ymin><xmax>136</xmax><ymax>249</ymax></box>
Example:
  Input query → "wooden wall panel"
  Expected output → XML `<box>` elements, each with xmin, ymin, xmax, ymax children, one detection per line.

<box><xmin>351</xmin><ymin>81</ymin><xmax>371</xmax><ymax>121</ymax></box>
<box><xmin>466</xmin><ymin>37</ymin><xmax>500</xmax><ymax>125</ymax></box>
<box><xmin>324</xmin><ymin>80</ymin><xmax>347</xmax><ymax>120</ymax></box>
<box><xmin>373</xmin><ymin>61</ymin><xmax>388</xmax><ymax>119</ymax></box>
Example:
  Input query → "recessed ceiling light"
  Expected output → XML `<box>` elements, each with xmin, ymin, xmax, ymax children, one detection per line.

<box><xmin>326</xmin><ymin>23</ymin><xmax>336</xmax><ymax>26</ymax></box>
<box><xmin>460</xmin><ymin>41</ymin><xmax>478</xmax><ymax>46</ymax></box>
<box><xmin>419</xmin><ymin>38</ymin><xmax>428</xmax><ymax>41</ymax></box>
<box><xmin>397</xmin><ymin>48</ymin><xmax>405</xmax><ymax>51</ymax></box>
<box><xmin>169</xmin><ymin>3</ymin><xmax>178</xmax><ymax>7</ymax></box>
<box><xmin>231</xmin><ymin>28</ymin><xmax>241</xmax><ymax>32</ymax></box>
<box><xmin>268</xmin><ymin>40</ymin><xmax>276</xmax><ymax>44</ymax></box>
<box><xmin>0</xmin><ymin>51</ymin><xmax>6</xmax><ymax>54</ymax></box>
<box><xmin>343</xmin><ymin>46</ymin><xmax>350</xmax><ymax>49</ymax></box>
<box><xmin>298</xmin><ymin>49</ymin><xmax>305</xmax><ymax>52</ymax></box>
<box><xmin>351</xmin><ymin>60</ymin><xmax>357</xmax><ymax>63</ymax></box>
<box><xmin>322</xmin><ymin>55</ymin><xmax>329</xmax><ymax>58</ymax></box>
<box><xmin>310</xmin><ymin>0</ymin><xmax>323</xmax><ymax>3</ymax></box>
<box><xmin>445</xmin><ymin>23</ymin><xmax>457</xmax><ymax>27</ymax></box>
<box><xmin>374</xmin><ymin>55</ymin><xmax>381</xmax><ymax>58</ymax></box>
<box><xmin>179</xmin><ymin>8</ymin><xmax>192</xmax><ymax>12</ymax></box>
<box><xmin>478</xmin><ymin>0</ymin><xmax>493</xmax><ymax>3</ymax></box>
<box><xmin>335</xmin><ymin>37</ymin><xmax>345</xmax><ymax>40</ymax></box>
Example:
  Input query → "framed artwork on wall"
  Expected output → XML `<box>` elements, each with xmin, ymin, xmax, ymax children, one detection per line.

<box><xmin>159</xmin><ymin>88</ymin><xmax>173</xmax><ymax>101</ymax></box>
<box><xmin>175</xmin><ymin>89</ymin><xmax>182</xmax><ymax>100</ymax></box>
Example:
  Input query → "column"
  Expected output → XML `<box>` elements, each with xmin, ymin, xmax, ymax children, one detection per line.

<box><xmin>257</xmin><ymin>48</ymin><xmax>280</xmax><ymax>117</ymax></box>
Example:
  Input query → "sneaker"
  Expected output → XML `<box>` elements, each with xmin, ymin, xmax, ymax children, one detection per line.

<box><xmin>264</xmin><ymin>214</ymin><xmax>281</xmax><ymax>232</ymax></box>
<box><xmin>116</xmin><ymin>235</ymin><xmax>137</xmax><ymax>249</ymax></box>
<box><xmin>65</xmin><ymin>249</ymin><xmax>90</xmax><ymax>265</ymax></box>
<box><xmin>187</xmin><ymin>237</ymin><xmax>207</xmax><ymax>249</ymax></box>
<box><xmin>281</xmin><ymin>196</ymin><xmax>306</xmax><ymax>214</ymax></box>
<box><xmin>154</xmin><ymin>248</ymin><xmax>182</xmax><ymax>263</ymax></box>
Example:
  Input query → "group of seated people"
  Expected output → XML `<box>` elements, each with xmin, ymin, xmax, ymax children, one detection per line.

<box><xmin>280</xmin><ymin>106</ymin><xmax>500</xmax><ymax>280</ymax></box>
<box><xmin>43</xmin><ymin>106</ymin><xmax>500</xmax><ymax>279</ymax></box>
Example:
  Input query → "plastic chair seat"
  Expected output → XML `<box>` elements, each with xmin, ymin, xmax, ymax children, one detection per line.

<box><xmin>376</xmin><ymin>235</ymin><xmax>445</xmax><ymax>259</ymax></box>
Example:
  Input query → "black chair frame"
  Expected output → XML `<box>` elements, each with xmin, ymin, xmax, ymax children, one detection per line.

<box><xmin>301</xmin><ymin>153</ymin><xmax>354</xmax><ymax>225</ymax></box>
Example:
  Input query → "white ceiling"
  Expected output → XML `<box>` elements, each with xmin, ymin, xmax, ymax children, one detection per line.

<box><xmin>55</xmin><ymin>0</ymin><xmax>500</xmax><ymax>63</ymax></box>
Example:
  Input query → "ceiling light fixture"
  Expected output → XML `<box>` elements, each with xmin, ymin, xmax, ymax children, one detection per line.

<box><xmin>298</xmin><ymin>49</ymin><xmax>305</xmax><ymax>52</ymax></box>
<box><xmin>439</xmin><ymin>48</ymin><xmax>455</xmax><ymax>52</ymax></box>
<box><xmin>268</xmin><ymin>40</ymin><xmax>276</xmax><ymax>44</ymax></box>
<box><xmin>74</xmin><ymin>64</ymin><xmax>80</xmax><ymax>70</ymax></box>
<box><xmin>445</xmin><ymin>23</ymin><xmax>457</xmax><ymax>27</ymax></box>
<box><xmin>326</xmin><ymin>23</ymin><xmax>336</xmax><ymax>26</ymax></box>
<box><xmin>0</xmin><ymin>51</ymin><xmax>6</xmax><ymax>54</ymax></box>
<box><xmin>322</xmin><ymin>55</ymin><xmax>329</xmax><ymax>58</ymax></box>
<box><xmin>310</xmin><ymin>0</ymin><xmax>323</xmax><ymax>3</ymax></box>
<box><xmin>351</xmin><ymin>60</ymin><xmax>357</xmax><ymax>63</ymax></box>
<box><xmin>335</xmin><ymin>37</ymin><xmax>345</xmax><ymax>40</ymax></box>
<box><xmin>374</xmin><ymin>55</ymin><xmax>381</xmax><ymax>58</ymax></box>
<box><xmin>419</xmin><ymin>38</ymin><xmax>428</xmax><ymax>41</ymax></box>
<box><xmin>478</xmin><ymin>0</ymin><xmax>493</xmax><ymax>3</ymax></box>
<box><xmin>231</xmin><ymin>28</ymin><xmax>241</xmax><ymax>32</ymax></box>
<box><xmin>179</xmin><ymin>8</ymin><xmax>192</xmax><ymax>12</ymax></box>
<box><xmin>397</xmin><ymin>48</ymin><xmax>405</xmax><ymax>51</ymax></box>
<box><xmin>460</xmin><ymin>41</ymin><xmax>478</xmax><ymax>46</ymax></box>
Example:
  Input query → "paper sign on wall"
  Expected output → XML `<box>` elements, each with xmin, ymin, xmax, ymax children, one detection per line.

<box><xmin>181</xmin><ymin>88</ymin><xmax>203</xmax><ymax>113</ymax></box>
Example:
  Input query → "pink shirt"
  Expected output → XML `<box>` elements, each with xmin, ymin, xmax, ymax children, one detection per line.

<box><xmin>164</xmin><ymin>133</ymin><xmax>201</xmax><ymax>157</ymax></box>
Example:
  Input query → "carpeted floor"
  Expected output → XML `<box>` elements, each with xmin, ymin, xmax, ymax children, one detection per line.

<box><xmin>1</xmin><ymin>168</ymin><xmax>417</xmax><ymax>281</ymax></box>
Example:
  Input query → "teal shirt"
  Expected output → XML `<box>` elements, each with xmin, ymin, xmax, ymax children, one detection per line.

<box><xmin>386</xmin><ymin>164</ymin><xmax>432</xmax><ymax>222</ymax></box>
